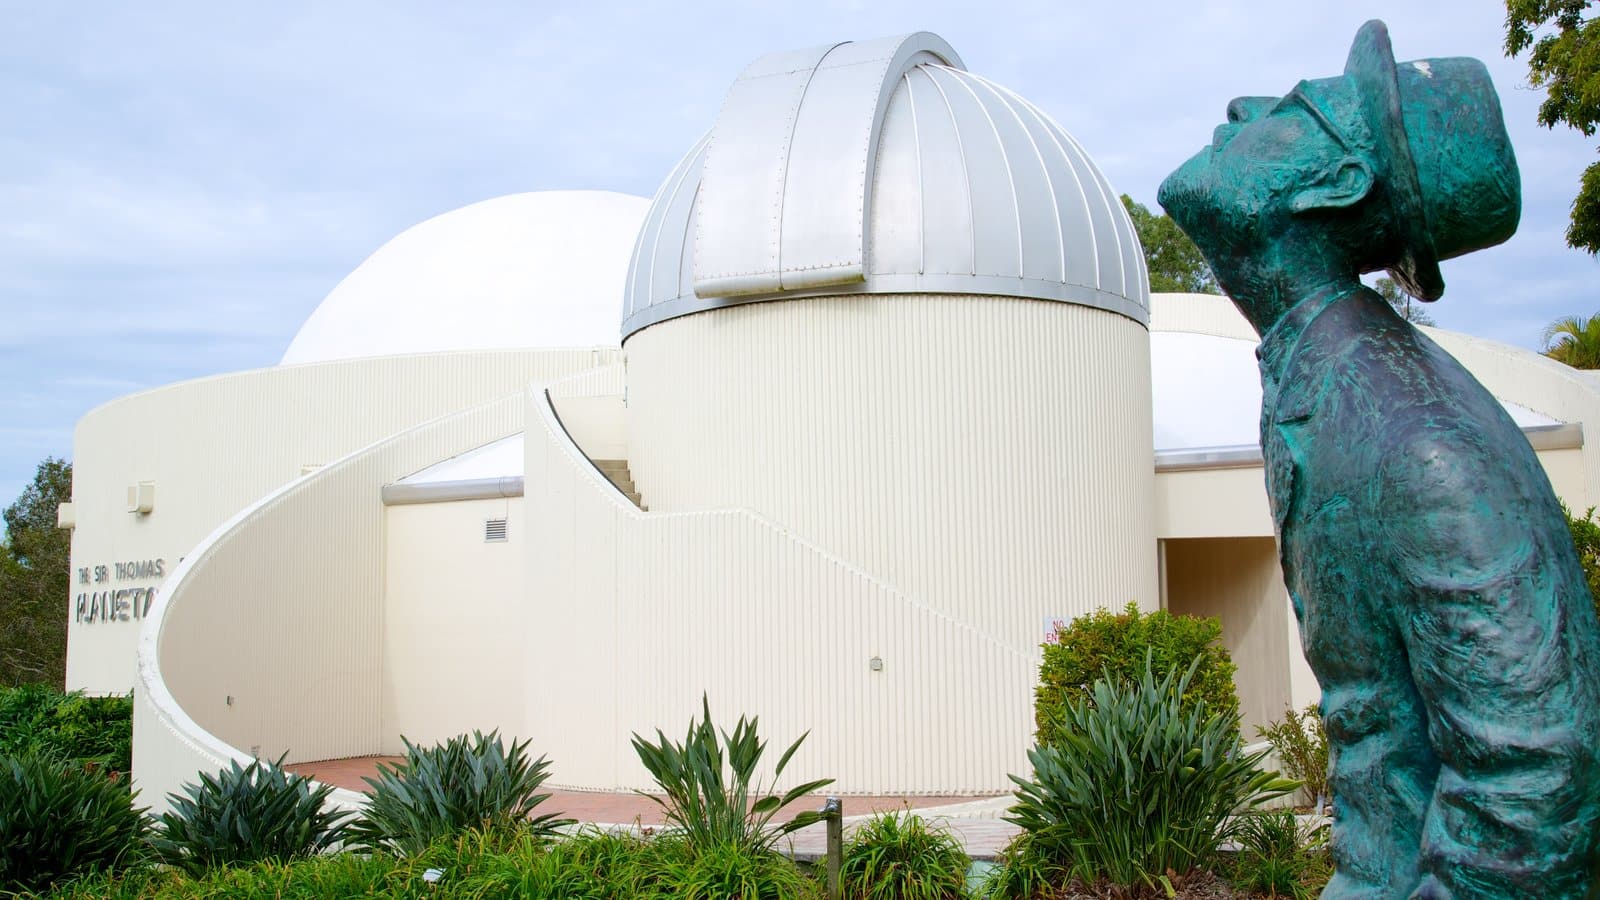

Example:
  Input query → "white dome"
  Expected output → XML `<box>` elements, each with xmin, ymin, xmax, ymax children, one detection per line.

<box><xmin>282</xmin><ymin>190</ymin><xmax>649</xmax><ymax>365</ymax></box>
<box><xmin>622</xmin><ymin>33</ymin><xmax>1148</xmax><ymax>341</ymax></box>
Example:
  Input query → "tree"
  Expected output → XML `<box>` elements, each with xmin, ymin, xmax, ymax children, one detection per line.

<box><xmin>1505</xmin><ymin>0</ymin><xmax>1600</xmax><ymax>253</ymax></box>
<box><xmin>0</xmin><ymin>458</ymin><xmax>73</xmax><ymax>687</ymax></box>
<box><xmin>1374</xmin><ymin>276</ymin><xmax>1437</xmax><ymax>326</ymax></box>
<box><xmin>1542</xmin><ymin>312</ymin><xmax>1600</xmax><ymax>367</ymax></box>
<box><xmin>1121</xmin><ymin>194</ymin><xmax>1219</xmax><ymax>294</ymax></box>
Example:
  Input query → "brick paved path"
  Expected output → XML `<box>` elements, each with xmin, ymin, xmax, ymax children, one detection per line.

<box><xmin>286</xmin><ymin>756</ymin><xmax>1021</xmax><ymax>859</ymax></box>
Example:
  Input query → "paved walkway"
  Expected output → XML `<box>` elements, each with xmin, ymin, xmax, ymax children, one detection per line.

<box><xmin>286</xmin><ymin>756</ymin><xmax>1021</xmax><ymax>860</ymax></box>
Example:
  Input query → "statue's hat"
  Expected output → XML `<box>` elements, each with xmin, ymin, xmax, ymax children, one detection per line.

<box><xmin>1344</xmin><ymin>19</ymin><xmax>1520</xmax><ymax>301</ymax></box>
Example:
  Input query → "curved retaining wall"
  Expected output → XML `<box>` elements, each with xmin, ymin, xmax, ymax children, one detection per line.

<box><xmin>135</xmin><ymin>393</ymin><xmax>527</xmax><ymax>814</ymax></box>
<box><xmin>71</xmin><ymin>348</ymin><xmax>620</xmax><ymax>694</ymax></box>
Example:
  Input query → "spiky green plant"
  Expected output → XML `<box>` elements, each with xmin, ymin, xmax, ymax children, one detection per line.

<box><xmin>347</xmin><ymin>730</ymin><xmax>571</xmax><ymax>856</ymax></box>
<box><xmin>0</xmin><ymin>752</ymin><xmax>148</xmax><ymax>894</ymax></box>
<box><xmin>631</xmin><ymin>694</ymin><xmax>833</xmax><ymax>855</ymax></box>
<box><xmin>1228</xmin><ymin>810</ymin><xmax>1331</xmax><ymax>899</ymax></box>
<box><xmin>1004</xmin><ymin>654</ymin><xmax>1296</xmax><ymax>893</ymax></box>
<box><xmin>841</xmin><ymin>811</ymin><xmax>970</xmax><ymax>900</ymax></box>
<box><xmin>150</xmin><ymin>754</ymin><xmax>350</xmax><ymax>874</ymax></box>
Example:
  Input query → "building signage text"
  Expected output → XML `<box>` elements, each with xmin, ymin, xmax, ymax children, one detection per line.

<box><xmin>75</xmin><ymin>559</ymin><xmax>166</xmax><ymax>624</ymax></box>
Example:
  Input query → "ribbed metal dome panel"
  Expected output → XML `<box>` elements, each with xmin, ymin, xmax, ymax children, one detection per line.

<box><xmin>622</xmin><ymin>35</ymin><xmax>1148</xmax><ymax>341</ymax></box>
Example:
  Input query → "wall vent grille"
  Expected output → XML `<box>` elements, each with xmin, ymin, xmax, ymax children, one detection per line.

<box><xmin>485</xmin><ymin>518</ymin><xmax>508</xmax><ymax>542</ymax></box>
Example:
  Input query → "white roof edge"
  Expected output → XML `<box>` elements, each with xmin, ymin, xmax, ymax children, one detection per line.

<box><xmin>1156</xmin><ymin>422</ymin><xmax>1582</xmax><ymax>473</ymax></box>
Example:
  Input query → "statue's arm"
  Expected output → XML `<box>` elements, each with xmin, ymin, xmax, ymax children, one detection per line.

<box><xmin>1384</xmin><ymin>449</ymin><xmax>1600</xmax><ymax>897</ymax></box>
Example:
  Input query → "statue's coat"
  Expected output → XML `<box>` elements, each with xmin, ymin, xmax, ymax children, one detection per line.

<box><xmin>1259</xmin><ymin>285</ymin><xmax>1600</xmax><ymax>897</ymax></box>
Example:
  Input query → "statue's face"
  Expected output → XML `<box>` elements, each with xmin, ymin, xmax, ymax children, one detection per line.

<box><xmin>1159</xmin><ymin>80</ymin><xmax>1351</xmax><ymax>281</ymax></box>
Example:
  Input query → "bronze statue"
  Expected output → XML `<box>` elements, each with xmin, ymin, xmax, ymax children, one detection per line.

<box><xmin>1159</xmin><ymin>20</ymin><xmax>1600</xmax><ymax>898</ymax></box>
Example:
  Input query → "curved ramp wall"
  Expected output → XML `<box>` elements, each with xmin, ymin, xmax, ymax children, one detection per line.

<box><xmin>624</xmin><ymin>295</ymin><xmax>1158</xmax><ymax>656</ymax></box>
<box><xmin>69</xmin><ymin>348</ymin><xmax>619</xmax><ymax>694</ymax></box>
<box><xmin>136</xmin><ymin>392</ymin><xmax>528</xmax><ymax>813</ymax></box>
<box><xmin>526</xmin><ymin>371</ymin><xmax>1036</xmax><ymax>795</ymax></box>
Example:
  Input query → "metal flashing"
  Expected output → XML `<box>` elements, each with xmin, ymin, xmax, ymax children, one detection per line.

<box><xmin>1524</xmin><ymin>421</ymin><xmax>1584</xmax><ymax>451</ymax></box>
<box><xmin>1154</xmin><ymin>445</ymin><xmax>1265</xmax><ymax>473</ymax></box>
<box><xmin>622</xmin><ymin>274</ymin><xmax>1149</xmax><ymax>343</ymax></box>
<box><xmin>381</xmin><ymin>476</ymin><xmax>525</xmax><ymax>506</ymax></box>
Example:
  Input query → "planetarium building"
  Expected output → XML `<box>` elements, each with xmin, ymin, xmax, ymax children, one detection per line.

<box><xmin>58</xmin><ymin>33</ymin><xmax>1600</xmax><ymax>808</ymax></box>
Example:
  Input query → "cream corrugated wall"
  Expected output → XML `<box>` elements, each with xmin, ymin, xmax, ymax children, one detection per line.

<box><xmin>136</xmin><ymin>392</ymin><xmax>527</xmax><ymax>813</ymax></box>
<box><xmin>1149</xmin><ymin>292</ymin><xmax>1259</xmax><ymax>340</ymax></box>
<box><xmin>69</xmin><ymin>348</ymin><xmax>619</xmax><ymax>694</ymax></box>
<box><xmin>1427</xmin><ymin>330</ymin><xmax>1600</xmax><ymax>507</ymax></box>
<box><xmin>1162</xmin><ymin>537</ymin><xmax>1292</xmax><ymax>734</ymax></box>
<box><xmin>527</xmin><ymin>374</ymin><xmax>1036</xmax><ymax>795</ymax></box>
<box><xmin>624</xmin><ymin>295</ymin><xmax>1158</xmax><ymax>656</ymax></box>
<box><xmin>383</xmin><ymin>496</ymin><xmax>524</xmax><ymax>754</ymax></box>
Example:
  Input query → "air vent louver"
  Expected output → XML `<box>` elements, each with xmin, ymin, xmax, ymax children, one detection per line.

<box><xmin>485</xmin><ymin>518</ymin><xmax>508</xmax><ymax>542</ymax></box>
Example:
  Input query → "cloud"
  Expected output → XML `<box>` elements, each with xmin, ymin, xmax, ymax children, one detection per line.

<box><xmin>2</xmin><ymin>0</ymin><xmax>1597</xmax><ymax>503</ymax></box>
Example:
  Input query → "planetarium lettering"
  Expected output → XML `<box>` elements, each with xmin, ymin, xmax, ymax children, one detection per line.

<box><xmin>74</xmin><ymin>559</ymin><xmax>166</xmax><ymax>624</ymax></box>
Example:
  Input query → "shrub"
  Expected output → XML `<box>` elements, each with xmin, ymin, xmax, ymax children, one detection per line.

<box><xmin>980</xmin><ymin>832</ymin><xmax>1070</xmax><ymax>900</ymax></box>
<box><xmin>0</xmin><ymin>685</ymin><xmax>133</xmax><ymax>775</ymax></box>
<box><xmin>347</xmin><ymin>730</ymin><xmax>572</xmax><ymax>856</ymax></box>
<box><xmin>1228</xmin><ymin>810</ymin><xmax>1331</xmax><ymax>899</ymax></box>
<box><xmin>0</xmin><ymin>752</ymin><xmax>148</xmax><ymax>893</ymax></box>
<box><xmin>1004</xmin><ymin>654</ymin><xmax>1295</xmax><ymax>893</ymax></box>
<box><xmin>841</xmin><ymin>811</ymin><xmax>970</xmax><ymax>900</ymax></box>
<box><xmin>668</xmin><ymin>839</ymin><xmax>821</xmax><ymax>899</ymax></box>
<box><xmin>192</xmin><ymin>853</ymin><xmax>408</xmax><ymax>898</ymax></box>
<box><xmin>1035</xmin><ymin>603</ymin><xmax>1239</xmax><ymax>746</ymax></box>
<box><xmin>21</xmin><ymin>866</ymin><xmax>187</xmax><ymax>899</ymax></box>
<box><xmin>1563</xmin><ymin>503</ymin><xmax>1600</xmax><ymax>618</ymax></box>
<box><xmin>1257</xmin><ymin>704</ymin><xmax>1329</xmax><ymax>809</ymax></box>
<box><xmin>632</xmin><ymin>694</ymin><xmax>833</xmax><ymax>854</ymax></box>
<box><xmin>150</xmin><ymin>755</ymin><xmax>350</xmax><ymax>874</ymax></box>
<box><xmin>434</xmin><ymin>825</ymin><xmax>814</xmax><ymax>899</ymax></box>
<box><xmin>392</xmin><ymin>821</ymin><xmax>537</xmax><ymax>891</ymax></box>
<box><xmin>463</xmin><ymin>827</ymin><xmax>694</xmax><ymax>898</ymax></box>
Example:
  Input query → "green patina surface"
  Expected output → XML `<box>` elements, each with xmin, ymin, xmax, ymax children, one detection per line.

<box><xmin>1159</xmin><ymin>19</ymin><xmax>1600</xmax><ymax>899</ymax></box>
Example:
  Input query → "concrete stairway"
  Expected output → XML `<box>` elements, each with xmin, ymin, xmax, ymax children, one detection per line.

<box><xmin>594</xmin><ymin>459</ymin><xmax>646</xmax><ymax>510</ymax></box>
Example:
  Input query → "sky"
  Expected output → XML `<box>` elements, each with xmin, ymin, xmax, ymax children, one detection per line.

<box><xmin>2</xmin><ymin>0</ymin><xmax>1596</xmax><ymax>511</ymax></box>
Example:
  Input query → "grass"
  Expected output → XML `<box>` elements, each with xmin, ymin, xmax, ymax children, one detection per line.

<box><xmin>841</xmin><ymin>812</ymin><xmax>971</xmax><ymax>899</ymax></box>
<box><xmin>1224</xmin><ymin>811</ymin><xmax>1331</xmax><ymax>899</ymax></box>
<box><xmin>30</xmin><ymin>823</ymin><xmax>835</xmax><ymax>899</ymax></box>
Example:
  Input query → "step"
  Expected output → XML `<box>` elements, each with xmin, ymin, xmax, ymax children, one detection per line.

<box><xmin>593</xmin><ymin>459</ymin><xmax>646</xmax><ymax>510</ymax></box>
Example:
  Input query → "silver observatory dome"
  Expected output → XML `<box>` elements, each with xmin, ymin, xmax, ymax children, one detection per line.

<box><xmin>621</xmin><ymin>32</ymin><xmax>1149</xmax><ymax>340</ymax></box>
